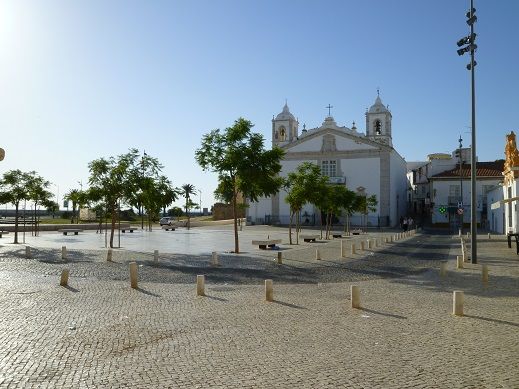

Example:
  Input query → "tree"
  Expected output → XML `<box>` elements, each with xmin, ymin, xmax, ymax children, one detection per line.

<box><xmin>196</xmin><ymin>118</ymin><xmax>284</xmax><ymax>253</ymax></box>
<box><xmin>0</xmin><ymin>170</ymin><xmax>48</xmax><ymax>243</ymax></box>
<box><xmin>64</xmin><ymin>189</ymin><xmax>87</xmax><ymax>224</ymax></box>
<box><xmin>168</xmin><ymin>206</ymin><xmax>183</xmax><ymax>220</ymax></box>
<box><xmin>284</xmin><ymin>162</ymin><xmax>327</xmax><ymax>244</ymax></box>
<box><xmin>181</xmin><ymin>184</ymin><xmax>196</xmax><ymax>230</ymax></box>
<box><xmin>27</xmin><ymin>175</ymin><xmax>53</xmax><ymax>236</ymax></box>
<box><xmin>87</xmin><ymin>149</ymin><xmax>141</xmax><ymax>248</ymax></box>
<box><xmin>355</xmin><ymin>194</ymin><xmax>378</xmax><ymax>231</ymax></box>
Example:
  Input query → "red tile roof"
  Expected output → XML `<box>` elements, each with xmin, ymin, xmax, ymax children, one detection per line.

<box><xmin>431</xmin><ymin>160</ymin><xmax>505</xmax><ymax>179</ymax></box>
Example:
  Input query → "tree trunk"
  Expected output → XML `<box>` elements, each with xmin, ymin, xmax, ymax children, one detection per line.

<box><xmin>14</xmin><ymin>203</ymin><xmax>19</xmax><ymax>244</ymax></box>
<box><xmin>288</xmin><ymin>211</ymin><xmax>293</xmax><ymax>245</ymax></box>
<box><xmin>109</xmin><ymin>207</ymin><xmax>116</xmax><ymax>248</ymax></box>
<box><xmin>296</xmin><ymin>210</ymin><xmax>300</xmax><ymax>245</ymax></box>
<box><xmin>232</xmin><ymin>189</ymin><xmax>239</xmax><ymax>253</ymax></box>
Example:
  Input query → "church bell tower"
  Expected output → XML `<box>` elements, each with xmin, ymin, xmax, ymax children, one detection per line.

<box><xmin>272</xmin><ymin>102</ymin><xmax>299</xmax><ymax>147</ymax></box>
<box><xmin>366</xmin><ymin>92</ymin><xmax>392</xmax><ymax>147</ymax></box>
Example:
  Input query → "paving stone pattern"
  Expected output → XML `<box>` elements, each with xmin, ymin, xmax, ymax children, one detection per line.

<box><xmin>0</xmin><ymin>231</ymin><xmax>518</xmax><ymax>388</ymax></box>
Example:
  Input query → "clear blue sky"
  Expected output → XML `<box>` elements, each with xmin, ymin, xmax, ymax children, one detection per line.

<box><xmin>1</xmin><ymin>1</ymin><xmax>518</xmax><ymax>211</ymax></box>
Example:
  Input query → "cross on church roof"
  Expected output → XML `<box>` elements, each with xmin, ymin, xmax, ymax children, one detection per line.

<box><xmin>326</xmin><ymin>104</ymin><xmax>333</xmax><ymax>117</ymax></box>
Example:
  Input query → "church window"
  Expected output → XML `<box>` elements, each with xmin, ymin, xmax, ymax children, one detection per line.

<box><xmin>374</xmin><ymin>120</ymin><xmax>382</xmax><ymax>135</ymax></box>
<box><xmin>279</xmin><ymin>126</ymin><xmax>286</xmax><ymax>141</ymax></box>
<box><xmin>321</xmin><ymin>160</ymin><xmax>337</xmax><ymax>177</ymax></box>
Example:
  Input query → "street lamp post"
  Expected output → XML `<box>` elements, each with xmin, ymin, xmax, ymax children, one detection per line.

<box><xmin>458</xmin><ymin>136</ymin><xmax>463</xmax><ymax>234</ymax></box>
<box><xmin>456</xmin><ymin>0</ymin><xmax>478</xmax><ymax>264</ymax></box>
<box><xmin>198</xmin><ymin>190</ymin><xmax>202</xmax><ymax>216</ymax></box>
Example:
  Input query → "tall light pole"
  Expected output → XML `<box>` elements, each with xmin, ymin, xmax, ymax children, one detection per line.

<box><xmin>458</xmin><ymin>136</ymin><xmax>463</xmax><ymax>235</ymax></box>
<box><xmin>456</xmin><ymin>0</ymin><xmax>478</xmax><ymax>264</ymax></box>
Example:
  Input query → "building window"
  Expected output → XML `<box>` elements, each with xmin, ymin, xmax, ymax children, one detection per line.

<box><xmin>321</xmin><ymin>160</ymin><xmax>337</xmax><ymax>177</ymax></box>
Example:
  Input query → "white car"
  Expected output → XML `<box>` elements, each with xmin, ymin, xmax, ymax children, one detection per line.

<box><xmin>159</xmin><ymin>217</ymin><xmax>173</xmax><ymax>226</ymax></box>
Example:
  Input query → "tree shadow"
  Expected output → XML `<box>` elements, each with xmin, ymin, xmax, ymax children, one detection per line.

<box><xmin>203</xmin><ymin>295</ymin><xmax>228</xmax><ymax>302</ymax></box>
<box><xmin>63</xmin><ymin>285</ymin><xmax>79</xmax><ymax>293</ymax></box>
<box><xmin>135</xmin><ymin>287</ymin><xmax>161</xmax><ymax>297</ymax></box>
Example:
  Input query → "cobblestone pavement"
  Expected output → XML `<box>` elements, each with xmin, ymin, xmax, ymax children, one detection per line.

<box><xmin>0</xmin><ymin>229</ymin><xmax>518</xmax><ymax>388</ymax></box>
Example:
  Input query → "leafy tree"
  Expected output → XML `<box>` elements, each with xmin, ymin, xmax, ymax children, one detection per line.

<box><xmin>196</xmin><ymin>118</ymin><xmax>284</xmax><ymax>253</ymax></box>
<box><xmin>355</xmin><ymin>194</ymin><xmax>378</xmax><ymax>231</ymax></box>
<box><xmin>284</xmin><ymin>162</ymin><xmax>327</xmax><ymax>244</ymax></box>
<box><xmin>87</xmin><ymin>149</ymin><xmax>141</xmax><ymax>248</ymax></box>
<box><xmin>46</xmin><ymin>201</ymin><xmax>59</xmax><ymax>219</ymax></box>
<box><xmin>181</xmin><ymin>183</ymin><xmax>196</xmax><ymax>230</ymax></box>
<box><xmin>321</xmin><ymin>185</ymin><xmax>357</xmax><ymax>239</ymax></box>
<box><xmin>168</xmin><ymin>206</ymin><xmax>183</xmax><ymax>220</ymax></box>
<box><xmin>64</xmin><ymin>189</ymin><xmax>87</xmax><ymax>224</ymax></box>
<box><xmin>27</xmin><ymin>175</ymin><xmax>53</xmax><ymax>236</ymax></box>
<box><xmin>0</xmin><ymin>170</ymin><xmax>48</xmax><ymax>243</ymax></box>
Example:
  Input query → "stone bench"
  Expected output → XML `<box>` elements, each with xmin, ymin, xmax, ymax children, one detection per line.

<box><xmin>300</xmin><ymin>234</ymin><xmax>319</xmax><ymax>242</ymax></box>
<box><xmin>58</xmin><ymin>229</ymin><xmax>83</xmax><ymax>236</ymax></box>
<box><xmin>252</xmin><ymin>239</ymin><xmax>282</xmax><ymax>249</ymax></box>
<box><xmin>332</xmin><ymin>233</ymin><xmax>343</xmax><ymax>238</ymax></box>
<box><xmin>121</xmin><ymin>227</ymin><xmax>137</xmax><ymax>233</ymax></box>
<box><xmin>162</xmin><ymin>225</ymin><xmax>176</xmax><ymax>231</ymax></box>
<box><xmin>351</xmin><ymin>229</ymin><xmax>362</xmax><ymax>235</ymax></box>
<box><xmin>0</xmin><ymin>231</ymin><xmax>9</xmax><ymax>238</ymax></box>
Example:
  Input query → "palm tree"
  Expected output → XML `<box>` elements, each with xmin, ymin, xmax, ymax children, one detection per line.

<box><xmin>181</xmin><ymin>184</ymin><xmax>196</xmax><ymax>230</ymax></box>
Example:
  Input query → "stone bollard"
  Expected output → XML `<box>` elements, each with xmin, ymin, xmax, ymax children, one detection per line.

<box><xmin>488</xmin><ymin>233</ymin><xmax>491</xmax><ymax>239</ymax></box>
<box><xmin>456</xmin><ymin>255</ymin><xmax>464</xmax><ymax>269</ymax></box>
<box><xmin>315</xmin><ymin>248</ymin><xmax>321</xmax><ymax>260</ymax></box>
<box><xmin>60</xmin><ymin>268</ymin><xmax>69</xmax><ymax>287</ymax></box>
<box><xmin>196</xmin><ymin>275</ymin><xmax>205</xmax><ymax>296</ymax></box>
<box><xmin>482</xmin><ymin>265</ymin><xmax>489</xmax><ymax>284</ymax></box>
<box><xmin>341</xmin><ymin>240</ymin><xmax>346</xmax><ymax>258</ymax></box>
<box><xmin>466</xmin><ymin>232</ymin><xmax>470</xmax><ymax>239</ymax></box>
<box><xmin>367</xmin><ymin>240</ymin><xmax>372</xmax><ymax>249</ymax></box>
<box><xmin>440</xmin><ymin>261</ymin><xmax>447</xmax><ymax>277</ymax></box>
<box><xmin>390</xmin><ymin>235</ymin><xmax>394</xmax><ymax>243</ymax></box>
<box><xmin>154</xmin><ymin>250</ymin><xmax>159</xmax><ymax>262</ymax></box>
<box><xmin>453</xmin><ymin>291</ymin><xmax>464</xmax><ymax>316</ymax></box>
<box><xmin>458</xmin><ymin>229</ymin><xmax>462</xmax><ymax>237</ymax></box>
<box><xmin>351</xmin><ymin>243</ymin><xmax>356</xmax><ymax>255</ymax></box>
<box><xmin>25</xmin><ymin>246</ymin><xmax>31</xmax><ymax>259</ymax></box>
<box><xmin>360</xmin><ymin>241</ymin><xmax>365</xmax><ymax>251</ymax></box>
<box><xmin>61</xmin><ymin>246</ymin><xmax>67</xmax><ymax>260</ymax></box>
<box><xmin>265</xmin><ymin>279</ymin><xmax>273</xmax><ymax>302</ymax></box>
<box><xmin>385</xmin><ymin>237</ymin><xmax>388</xmax><ymax>244</ymax></box>
<box><xmin>211</xmin><ymin>251</ymin><xmax>219</xmax><ymax>266</ymax></box>
<box><xmin>351</xmin><ymin>285</ymin><xmax>360</xmax><ymax>309</ymax></box>
<box><xmin>106</xmin><ymin>249</ymin><xmax>112</xmax><ymax>262</ymax></box>
<box><xmin>277</xmin><ymin>251</ymin><xmax>283</xmax><ymax>264</ymax></box>
<box><xmin>129</xmin><ymin>262</ymin><xmax>138</xmax><ymax>289</ymax></box>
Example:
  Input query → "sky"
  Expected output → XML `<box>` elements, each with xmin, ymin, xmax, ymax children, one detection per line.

<box><xmin>1</xmin><ymin>0</ymin><xmax>518</xmax><ymax>211</ymax></box>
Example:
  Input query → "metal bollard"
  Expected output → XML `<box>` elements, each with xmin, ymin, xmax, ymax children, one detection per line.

<box><xmin>351</xmin><ymin>285</ymin><xmax>360</xmax><ymax>309</ymax></box>
<box><xmin>60</xmin><ymin>268</ymin><xmax>69</xmax><ymax>286</ymax></box>
<box><xmin>453</xmin><ymin>291</ymin><xmax>464</xmax><ymax>316</ymax></box>
<box><xmin>196</xmin><ymin>275</ymin><xmax>205</xmax><ymax>296</ymax></box>
<box><xmin>129</xmin><ymin>262</ymin><xmax>138</xmax><ymax>289</ymax></box>
<box><xmin>265</xmin><ymin>279</ymin><xmax>273</xmax><ymax>302</ymax></box>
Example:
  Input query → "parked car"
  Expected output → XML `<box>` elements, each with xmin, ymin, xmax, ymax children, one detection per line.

<box><xmin>159</xmin><ymin>217</ymin><xmax>173</xmax><ymax>226</ymax></box>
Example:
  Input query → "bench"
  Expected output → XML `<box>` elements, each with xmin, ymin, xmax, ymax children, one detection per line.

<box><xmin>162</xmin><ymin>225</ymin><xmax>176</xmax><ymax>231</ymax></box>
<box><xmin>507</xmin><ymin>233</ymin><xmax>519</xmax><ymax>254</ymax></box>
<box><xmin>0</xmin><ymin>231</ymin><xmax>9</xmax><ymax>238</ymax></box>
<box><xmin>252</xmin><ymin>239</ymin><xmax>282</xmax><ymax>249</ymax></box>
<box><xmin>121</xmin><ymin>227</ymin><xmax>137</xmax><ymax>233</ymax></box>
<box><xmin>59</xmin><ymin>229</ymin><xmax>83</xmax><ymax>236</ymax></box>
<box><xmin>351</xmin><ymin>229</ymin><xmax>362</xmax><ymax>235</ymax></box>
<box><xmin>332</xmin><ymin>233</ymin><xmax>343</xmax><ymax>238</ymax></box>
<box><xmin>300</xmin><ymin>234</ymin><xmax>319</xmax><ymax>242</ymax></box>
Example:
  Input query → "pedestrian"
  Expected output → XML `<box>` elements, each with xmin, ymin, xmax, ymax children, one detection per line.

<box><xmin>402</xmin><ymin>217</ymin><xmax>408</xmax><ymax>232</ymax></box>
<box><xmin>399</xmin><ymin>216</ymin><xmax>404</xmax><ymax>229</ymax></box>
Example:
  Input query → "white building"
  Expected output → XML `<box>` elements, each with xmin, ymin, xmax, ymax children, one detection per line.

<box><xmin>429</xmin><ymin>161</ymin><xmax>504</xmax><ymax>229</ymax></box>
<box><xmin>247</xmin><ymin>95</ymin><xmax>408</xmax><ymax>227</ymax></box>
<box><xmin>487</xmin><ymin>185</ymin><xmax>504</xmax><ymax>234</ymax></box>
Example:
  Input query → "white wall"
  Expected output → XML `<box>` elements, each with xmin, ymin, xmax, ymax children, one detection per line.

<box><xmin>287</xmin><ymin>134</ymin><xmax>377</xmax><ymax>153</ymax></box>
<box><xmin>391</xmin><ymin>152</ymin><xmax>408</xmax><ymax>226</ymax></box>
<box><xmin>487</xmin><ymin>186</ymin><xmax>504</xmax><ymax>234</ymax></box>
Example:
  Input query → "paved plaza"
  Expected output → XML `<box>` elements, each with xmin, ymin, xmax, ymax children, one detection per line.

<box><xmin>0</xmin><ymin>226</ymin><xmax>518</xmax><ymax>388</ymax></box>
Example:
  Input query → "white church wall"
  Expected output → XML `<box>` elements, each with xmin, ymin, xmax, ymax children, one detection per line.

<box><xmin>287</xmin><ymin>134</ymin><xmax>376</xmax><ymax>153</ymax></box>
<box><xmin>487</xmin><ymin>186</ymin><xmax>504</xmax><ymax>234</ymax></box>
<box><xmin>341</xmin><ymin>157</ymin><xmax>380</xmax><ymax>204</ymax></box>
<box><xmin>390</xmin><ymin>152</ymin><xmax>408</xmax><ymax>226</ymax></box>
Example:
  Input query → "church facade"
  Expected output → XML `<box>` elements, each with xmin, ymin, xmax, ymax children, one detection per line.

<box><xmin>247</xmin><ymin>95</ymin><xmax>408</xmax><ymax>227</ymax></box>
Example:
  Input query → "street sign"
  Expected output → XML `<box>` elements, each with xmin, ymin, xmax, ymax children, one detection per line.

<box><xmin>457</xmin><ymin>208</ymin><xmax>464</xmax><ymax>215</ymax></box>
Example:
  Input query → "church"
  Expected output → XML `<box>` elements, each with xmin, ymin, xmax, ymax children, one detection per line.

<box><xmin>246</xmin><ymin>94</ymin><xmax>408</xmax><ymax>228</ymax></box>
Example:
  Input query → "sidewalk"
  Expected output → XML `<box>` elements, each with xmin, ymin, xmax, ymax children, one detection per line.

<box><xmin>0</xmin><ymin>232</ymin><xmax>517</xmax><ymax>388</ymax></box>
